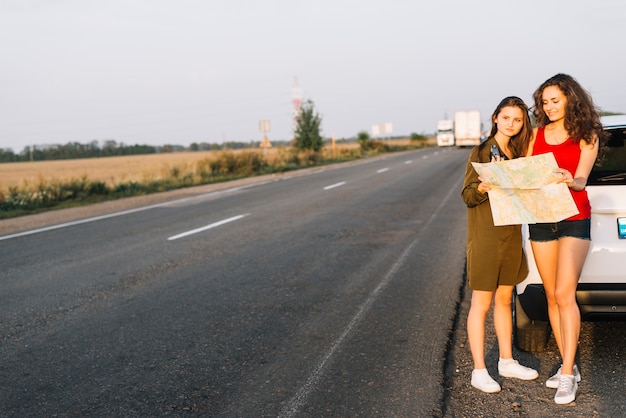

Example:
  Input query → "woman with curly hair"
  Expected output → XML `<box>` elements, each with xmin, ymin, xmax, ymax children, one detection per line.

<box><xmin>527</xmin><ymin>73</ymin><xmax>606</xmax><ymax>404</ymax></box>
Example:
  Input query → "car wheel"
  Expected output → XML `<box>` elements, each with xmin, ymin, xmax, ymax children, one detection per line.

<box><xmin>514</xmin><ymin>295</ymin><xmax>551</xmax><ymax>352</ymax></box>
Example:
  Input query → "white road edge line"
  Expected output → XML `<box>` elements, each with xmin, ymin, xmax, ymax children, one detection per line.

<box><xmin>0</xmin><ymin>204</ymin><xmax>168</xmax><ymax>241</ymax></box>
<box><xmin>323</xmin><ymin>181</ymin><xmax>346</xmax><ymax>190</ymax></box>
<box><xmin>278</xmin><ymin>176</ymin><xmax>464</xmax><ymax>418</ymax></box>
<box><xmin>167</xmin><ymin>214</ymin><xmax>250</xmax><ymax>241</ymax></box>
<box><xmin>2</xmin><ymin>152</ymin><xmax>416</xmax><ymax>241</ymax></box>
<box><xmin>377</xmin><ymin>168</ymin><xmax>389</xmax><ymax>173</ymax></box>
<box><xmin>0</xmin><ymin>184</ymin><xmax>258</xmax><ymax>241</ymax></box>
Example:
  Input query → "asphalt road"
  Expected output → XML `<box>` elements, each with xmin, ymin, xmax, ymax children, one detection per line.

<box><xmin>0</xmin><ymin>148</ymin><xmax>470</xmax><ymax>416</ymax></box>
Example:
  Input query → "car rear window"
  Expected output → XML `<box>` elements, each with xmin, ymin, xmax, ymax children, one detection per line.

<box><xmin>588</xmin><ymin>125</ymin><xmax>626</xmax><ymax>185</ymax></box>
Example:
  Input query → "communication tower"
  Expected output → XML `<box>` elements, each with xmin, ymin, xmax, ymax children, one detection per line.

<box><xmin>292</xmin><ymin>77</ymin><xmax>302</xmax><ymax>132</ymax></box>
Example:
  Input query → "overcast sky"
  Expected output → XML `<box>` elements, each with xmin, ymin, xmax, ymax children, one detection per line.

<box><xmin>1</xmin><ymin>0</ymin><xmax>624</xmax><ymax>152</ymax></box>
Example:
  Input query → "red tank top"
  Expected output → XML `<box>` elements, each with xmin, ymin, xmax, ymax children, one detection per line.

<box><xmin>532</xmin><ymin>127</ymin><xmax>591</xmax><ymax>220</ymax></box>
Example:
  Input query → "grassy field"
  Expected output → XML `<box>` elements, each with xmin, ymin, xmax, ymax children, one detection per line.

<box><xmin>0</xmin><ymin>148</ymin><xmax>279</xmax><ymax>191</ymax></box>
<box><xmin>1</xmin><ymin>140</ymin><xmax>419</xmax><ymax>192</ymax></box>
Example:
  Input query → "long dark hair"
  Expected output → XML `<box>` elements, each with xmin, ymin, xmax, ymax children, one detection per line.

<box><xmin>482</xmin><ymin>96</ymin><xmax>532</xmax><ymax>158</ymax></box>
<box><xmin>532</xmin><ymin>73</ymin><xmax>605</xmax><ymax>146</ymax></box>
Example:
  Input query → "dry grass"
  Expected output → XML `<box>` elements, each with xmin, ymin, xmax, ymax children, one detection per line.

<box><xmin>0</xmin><ymin>138</ymin><xmax>424</xmax><ymax>194</ymax></box>
<box><xmin>0</xmin><ymin>137</ymin><xmax>434</xmax><ymax>217</ymax></box>
<box><xmin>0</xmin><ymin>148</ymin><xmax>281</xmax><ymax>192</ymax></box>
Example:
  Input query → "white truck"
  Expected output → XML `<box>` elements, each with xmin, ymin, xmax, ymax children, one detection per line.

<box><xmin>454</xmin><ymin>110</ymin><xmax>482</xmax><ymax>147</ymax></box>
<box><xmin>436</xmin><ymin>119</ymin><xmax>455</xmax><ymax>147</ymax></box>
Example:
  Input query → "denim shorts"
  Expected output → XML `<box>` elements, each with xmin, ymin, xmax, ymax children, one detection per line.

<box><xmin>528</xmin><ymin>218</ymin><xmax>591</xmax><ymax>242</ymax></box>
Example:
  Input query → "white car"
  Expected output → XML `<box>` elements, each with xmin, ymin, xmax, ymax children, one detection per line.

<box><xmin>515</xmin><ymin>115</ymin><xmax>626</xmax><ymax>352</ymax></box>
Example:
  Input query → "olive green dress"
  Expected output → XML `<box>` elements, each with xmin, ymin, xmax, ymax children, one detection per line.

<box><xmin>461</xmin><ymin>137</ymin><xmax>528</xmax><ymax>291</ymax></box>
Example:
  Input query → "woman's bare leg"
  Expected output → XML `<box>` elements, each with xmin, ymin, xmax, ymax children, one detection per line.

<box><xmin>555</xmin><ymin>237</ymin><xmax>590</xmax><ymax>375</ymax></box>
<box><xmin>467</xmin><ymin>290</ymin><xmax>494</xmax><ymax>369</ymax></box>
<box><xmin>530</xmin><ymin>240</ymin><xmax>562</xmax><ymax>357</ymax></box>
<box><xmin>493</xmin><ymin>285</ymin><xmax>514</xmax><ymax>359</ymax></box>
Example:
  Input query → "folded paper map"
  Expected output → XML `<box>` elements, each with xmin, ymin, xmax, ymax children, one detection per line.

<box><xmin>471</xmin><ymin>152</ymin><xmax>579</xmax><ymax>226</ymax></box>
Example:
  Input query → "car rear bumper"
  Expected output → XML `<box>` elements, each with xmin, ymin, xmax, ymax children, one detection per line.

<box><xmin>517</xmin><ymin>283</ymin><xmax>626</xmax><ymax>321</ymax></box>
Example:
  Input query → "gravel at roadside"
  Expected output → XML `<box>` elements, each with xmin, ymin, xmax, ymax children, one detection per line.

<box><xmin>443</xmin><ymin>278</ymin><xmax>614</xmax><ymax>417</ymax></box>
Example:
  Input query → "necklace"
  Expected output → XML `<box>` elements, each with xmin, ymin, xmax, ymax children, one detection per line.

<box><xmin>548</xmin><ymin>126</ymin><xmax>568</xmax><ymax>144</ymax></box>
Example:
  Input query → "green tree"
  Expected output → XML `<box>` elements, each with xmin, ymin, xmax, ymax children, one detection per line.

<box><xmin>293</xmin><ymin>100</ymin><xmax>323</xmax><ymax>152</ymax></box>
<box><xmin>357</xmin><ymin>130</ymin><xmax>370</xmax><ymax>149</ymax></box>
<box><xmin>410</xmin><ymin>132</ymin><xmax>427</xmax><ymax>141</ymax></box>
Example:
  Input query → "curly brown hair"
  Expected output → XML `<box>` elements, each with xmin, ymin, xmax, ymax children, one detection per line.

<box><xmin>532</xmin><ymin>73</ymin><xmax>605</xmax><ymax>146</ymax></box>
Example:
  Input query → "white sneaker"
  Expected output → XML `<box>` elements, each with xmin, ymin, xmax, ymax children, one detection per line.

<box><xmin>546</xmin><ymin>364</ymin><xmax>581</xmax><ymax>388</ymax></box>
<box><xmin>498</xmin><ymin>358</ymin><xmax>539</xmax><ymax>380</ymax></box>
<box><xmin>554</xmin><ymin>374</ymin><xmax>577</xmax><ymax>404</ymax></box>
<box><xmin>471</xmin><ymin>369</ymin><xmax>501</xmax><ymax>393</ymax></box>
